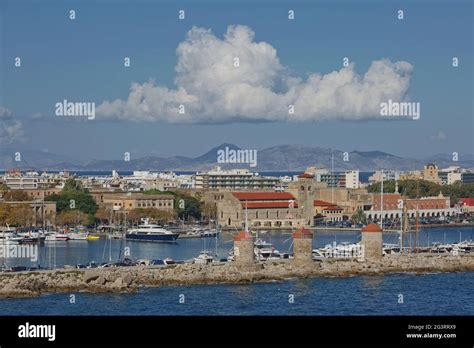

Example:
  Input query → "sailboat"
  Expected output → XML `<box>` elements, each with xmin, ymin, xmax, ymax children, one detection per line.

<box><xmin>194</xmin><ymin>210</ymin><xmax>219</xmax><ymax>264</ymax></box>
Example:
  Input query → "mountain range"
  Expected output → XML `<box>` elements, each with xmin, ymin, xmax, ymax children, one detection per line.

<box><xmin>1</xmin><ymin>144</ymin><xmax>473</xmax><ymax>172</ymax></box>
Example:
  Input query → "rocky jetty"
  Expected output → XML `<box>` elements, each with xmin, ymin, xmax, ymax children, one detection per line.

<box><xmin>0</xmin><ymin>254</ymin><xmax>473</xmax><ymax>298</ymax></box>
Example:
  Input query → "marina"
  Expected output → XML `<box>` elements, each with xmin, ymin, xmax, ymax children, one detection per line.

<box><xmin>0</xmin><ymin>226</ymin><xmax>472</xmax><ymax>271</ymax></box>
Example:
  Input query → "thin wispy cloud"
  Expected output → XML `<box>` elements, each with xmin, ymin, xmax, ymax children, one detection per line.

<box><xmin>97</xmin><ymin>25</ymin><xmax>414</xmax><ymax>124</ymax></box>
<box><xmin>430</xmin><ymin>130</ymin><xmax>447</xmax><ymax>141</ymax></box>
<box><xmin>0</xmin><ymin>106</ymin><xmax>24</xmax><ymax>144</ymax></box>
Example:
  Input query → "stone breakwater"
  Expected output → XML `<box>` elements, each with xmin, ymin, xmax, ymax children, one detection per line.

<box><xmin>0</xmin><ymin>254</ymin><xmax>473</xmax><ymax>298</ymax></box>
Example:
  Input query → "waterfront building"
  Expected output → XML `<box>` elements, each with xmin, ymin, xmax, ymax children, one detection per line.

<box><xmin>313</xmin><ymin>200</ymin><xmax>344</xmax><ymax>222</ymax></box>
<box><xmin>286</xmin><ymin>173</ymin><xmax>320</xmax><ymax>226</ymax></box>
<box><xmin>366</xmin><ymin>192</ymin><xmax>458</xmax><ymax>220</ymax></box>
<box><xmin>316</xmin><ymin>187</ymin><xmax>372</xmax><ymax>216</ymax></box>
<box><xmin>195</xmin><ymin>166</ymin><xmax>279</xmax><ymax>190</ymax></box>
<box><xmin>459</xmin><ymin>198</ymin><xmax>474</xmax><ymax>213</ymax></box>
<box><xmin>287</xmin><ymin>171</ymin><xmax>372</xmax><ymax>223</ymax></box>
<box><xmin>215</xmin><ymin>191</ymin><xmax>305</xmax><ymax>229</ymax></box>
<box><xmin>100</xmin><ymin>193</ymin><xmax>174</xmax><ymax>212</ymax></box>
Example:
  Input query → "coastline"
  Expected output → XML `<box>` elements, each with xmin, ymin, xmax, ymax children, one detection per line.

<box><xmin>222</xmin><ymin>223</ymin><xmax>474</xmax><ymax>232</ymax></box>
<box><xmin>1</xmin><ymin>254</ymin><xmax>473</xmax><ymax>298</ymax></box>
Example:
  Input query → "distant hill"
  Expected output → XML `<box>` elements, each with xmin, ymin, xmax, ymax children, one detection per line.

<box><xmin>1</xmin><ymin>144</ymin><xmax>473</xmax><ymax>172</ymax></box>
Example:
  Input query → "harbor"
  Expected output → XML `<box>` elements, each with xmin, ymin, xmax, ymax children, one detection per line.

<box><xmin>0</xmin><ymin>251</ymin><xmax>472</xmax><ymax>298</ymax></box>
<box><xmin>0</xmin><ymin>225</ymin><xmax>473</xmax><ymax>298</ymax></box>
<box><xmin>1</xmin><ymin>226</ymin><xmax>473</xmax><ymax>270</ymax></box>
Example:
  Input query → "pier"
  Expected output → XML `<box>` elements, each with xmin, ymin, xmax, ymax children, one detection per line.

<box><xmin>0</xmin><ymin>253</ymin><xmax>473</xmax><ymax>298</ymax></box>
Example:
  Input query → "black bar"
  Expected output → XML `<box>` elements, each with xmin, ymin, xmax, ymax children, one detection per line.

<box><xmin>0</xmin><ymin>316</ymin><xmax>472</xmax><ymax>346</ymax></box>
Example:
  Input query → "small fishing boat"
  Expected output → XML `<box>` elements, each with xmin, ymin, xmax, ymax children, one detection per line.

<box><xmin>86</xmin><ymin>235</ymin><xmax>100</xmax><ymax>241</ymax></box>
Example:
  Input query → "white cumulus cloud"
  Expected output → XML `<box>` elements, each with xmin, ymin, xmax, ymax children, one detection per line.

<box><xmin>0</xmin><ymin>106</ymin><xmax>24</xmax><ymax>144</ymax></box>
<box><xmin>97</xmin><ymin>25</ymin><xmax>414</xmax><ymax>123</ymax></box>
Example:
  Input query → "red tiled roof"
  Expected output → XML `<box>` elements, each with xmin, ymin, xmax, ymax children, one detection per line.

<box><xmin>293</xmin><ymin>228</ymin><xmax>313</xmax><ymax>238</ymax></box>
<box><xmin>322</xmin><ymin>205</ymin><xmax>343</xmax><ymax>211</ymax></box>
<box><xmin>314</xmin><ymin>200</ymin><xmax>333</xmax><ymax>206</ymax></box>
<box><xmin>234</xmin><ymin>230</ymin><xmax>254</xmax><ymax>241</ymax></box>
<box><xmin>298</xmin><ymin>173</ymin><xmax>314</xmax><ymax>179</ymax></box>
<box><xmin>459</xmin><ymin>198</ymin><xmax>474</xmax><ymax>206</ymax></box>
<box><xmin>241</xmin><ymin>202</ymin><xmax>298</xmax><ymax>209</ymax></box>
<box><xmin>362</xmin><ymin>223</ymin><xmax>383</xmax><ymax>233</ymax></box>
<box><xmin>233</xmin><ymin>192</ymin><xmax>295</xmax><ymax>201</ymax></box>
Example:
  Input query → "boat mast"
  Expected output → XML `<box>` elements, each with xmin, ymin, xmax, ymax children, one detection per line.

<box><xmin>402</xmin><ymin>197</ymin><xmax>409</xmax><ymax>253</ymax></box>
<box><xmin>380</xmin><ymin>169</ymin><xmax>384</xmax><ymax>229</ymax></box>
<box><xmin>244</xmin><ymin>201</ymin><xmax>249</xmax><ymax>233</ymax></box>
<box><xmin>399</xmin><ymin>196</ymin><xmax>403</xmax><ymax>252</ymax></box>
<box><xmin>39</xmin><ymin>197</ymin><xmax>44</xmax><ymax>268</ymax></box>
<box><xmin>214</xmin><ymin>207</ymin><xmax>218</xmax><ymax>258</ymax></box>
<box><xmin>331</xmin><ymin>154</ymin><xmax>335</xmax><ymax>204</ymax></box>
<box><xmin>414</xmin><ymin>177</ymin><xmax>420</xmax><ymax>252</ymax></box>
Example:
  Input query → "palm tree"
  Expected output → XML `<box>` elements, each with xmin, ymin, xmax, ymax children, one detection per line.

<box><xmin>351</xmin><ymin>209</ymin><xmax>367</xmax><ymax>225</ymax></box>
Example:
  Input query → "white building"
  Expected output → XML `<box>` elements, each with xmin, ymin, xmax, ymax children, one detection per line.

<box><xmin>344</xmin><ymin>170</ymin><xmax>360</xmax><ymax>189</ymax></box>
<box><xmin>447</xmin><ymin>172</ymin><xmax>462</xmax><ymax>185</ymax></box>
<box><xmin>4</xmin><ymin>176</ymin><xmax>38</xmax><ymax>189</ymax></box>
<box><xmin>368</xmin><ymin>170</ymin><xmax>401</xmax><ymax>183</ymax></box>
<box><xmin>195</xmin><ymin>166</ymin><xmax>279</xmax><ymax>190</ymax></box>
<box><xmin>438</xmin><ymin>166</ymin><xmax>462</xmax><ymax>185</ymax></box>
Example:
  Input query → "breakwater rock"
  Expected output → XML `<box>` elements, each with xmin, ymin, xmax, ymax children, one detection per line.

<box><xmin>0</xmin><ymin>254</ymin><xmax>473</xmax><ymax>298</ymax></box>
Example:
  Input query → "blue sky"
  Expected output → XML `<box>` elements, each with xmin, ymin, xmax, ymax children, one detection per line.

<box><xmin>0</xmin><ymin>0</ymin><xmax>472</xmax><ymax>161</ymax></box>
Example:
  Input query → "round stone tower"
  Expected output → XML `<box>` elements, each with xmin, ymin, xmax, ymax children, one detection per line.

<box><xmin>233</xmin><ymin>230</ymin><xmax>255</xmax><ymax>266</ymax></box>
<box><xmin>292</xmin><ymin>227</ymin><xmax>313</xmax><ymax>264</ymax></box>
<box><xmin>361</xmin><ymin>223</ymin><xmax>383</xmax><ymax>261</ymax></box>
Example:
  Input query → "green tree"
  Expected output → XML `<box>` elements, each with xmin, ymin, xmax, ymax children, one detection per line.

<box><xmin>368</xmin><ymin>180</ymin><xmax>474</xmax><ymax>203</ymax></box>
<box><xmin>351</xmin><ymin>209</ymin><xmax>367</xmax><ymax>224</ymax></box>
<box><xmin>46</xmin><ymin>178</ymin><xmax>97</xmax><ymax>225</ymax></box>
<box><xmin>169</xmin><ymin>191</ymin><xmax>202</xmax><ymax>221</ymax></box>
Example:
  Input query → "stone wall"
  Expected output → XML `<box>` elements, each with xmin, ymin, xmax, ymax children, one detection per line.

<box><xmin>0</xmin><ymin>254</ymin><xmax>473</xmax><ymax>298</ymax></box>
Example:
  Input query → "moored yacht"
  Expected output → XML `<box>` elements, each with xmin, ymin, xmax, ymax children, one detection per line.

<box><xmin>45</xmin><ymin>232</ymin><xmax>70</xmax><ymax>242</ymax></box>
<box><xmin>193</xmin><ymin>250</ymin><xmax>214</xmax><ymax>264</ymax></box>
<box><xmin>126</xmin><ymin>220</ymin><xmax>179</xmax><ymax>242</ymax></box>
<box><xmin>0</xmin><ymin>232</ymin><xmax>22</xmax><ymax>245</ymax></box>
<box><xmin>68</xmin><ymin>232</ymin><xmax>89</xmax><ymax>240</ymax></box>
